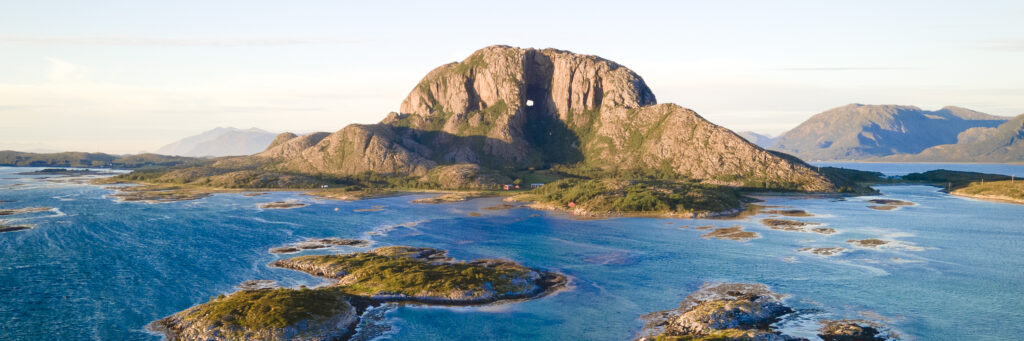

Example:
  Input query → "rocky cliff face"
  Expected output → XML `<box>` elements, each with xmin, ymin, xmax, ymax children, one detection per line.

<box><xmin>200</xmin><ymin>45</ymin><xmax>839</xmax><ymax>191</ymax></box>
<box><xmin>772</xmin><ymin>104</ymin><xmax>1009</xmax><ymax>161</ymax></box>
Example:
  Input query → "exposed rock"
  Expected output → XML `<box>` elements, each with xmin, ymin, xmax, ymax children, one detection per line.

<box><xmin>269</xmin><ymin>238</ymin><xmax>370</xmax><ymax>254</ymax></box>
<box><xmin>818</xmin><ymin>320</ymin><xmax>886</xmax><ymax>341</ymax></box>
<box><xmin>798</xmin><ymin>247</ymin><xmax>847</xmax><ymax>256</ymax></box>
<box><xmin>639</xmin><ymin>283</ymin><xmax>799</xmax><ymax>340</ymax></box>
<box><xmin>865</xmin><ymin>199</ymin><xmax>913</xmax><ymax>206</ymax></box>
<box><xmin>847</xmin><ymin>239</ymin><xmax>889</xmax><ymax>248</ymax></box>
<box><xmin>762</xmin><ymin>209</ymin><xmax>812</xmax><ymax>217</ymax></box>
<box><xmin>0</xmin><ymin>206</ymin><xmax>52</xmax><ymax>216</ymax></box>
<box><xmin>702</xmin><ymin>226</ymin><xmax>761</xmax><ymax>241</ymax></box>
<box><xmin>761</xmin><ymin>218</ymin><xmax>824</xmax><ymax>233</ymax></box>
<box><xmin>258</xmin><ymin>201</ymin><xmax>307</xmax><ymax>209</ymax></box>
<box><xmin>0</xmin><ymin>224</ymin><xmax>34</xmax><ymax>233</ymax></box>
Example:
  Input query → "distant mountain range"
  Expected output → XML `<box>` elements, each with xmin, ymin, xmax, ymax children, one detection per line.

<box><xmin>155</xmin><ymin>127</ymin><xmax>277</xmax><ymax>157</ymax></box>
<box><xmin>770</xmin><ymin>104</ymin><xmax>1012</xmax><ymax>161</ymax></box>
<box><xmin>737</xmin><ymin>131</ymin><xmax>778</xmax><ymax>148</ymax></box>
<box><xmin>882</xmin><ymin>114</ymin><xmax>1024</xmax><ymax>162</ymax></box>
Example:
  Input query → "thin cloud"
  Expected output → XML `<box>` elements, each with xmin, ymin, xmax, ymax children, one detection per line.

<box><xmin>780</xmin><ymin>67</ymin><xmax>916</xmax><ymax>71</ymax></box>
<box><xmin>0</xmin><ymin>35</ymin><xmax>361</xmax><ymax>46</ymax></box>
<box><xmin>980</xmin><ymin>39</ymin><xmax>1024</xmax><ymax>52</ymax></box>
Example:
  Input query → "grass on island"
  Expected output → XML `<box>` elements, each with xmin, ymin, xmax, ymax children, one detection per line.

<box><xmin>185</xmin><ymin>287</ymin><xmax>350</xmax><ymax>329</ymax></box>
<box><xmin>953</xmin><ymin>180</ymin><xmax>1024</xmax><ymax>202</ymax></box>
<box><xmin>281</xmin><ymin>251</ymin><xmax>532</xmax><ymax>296</ymax></box>
<box><xmin>523</xmin><ymin>178</ymin><xmax>743</xmax><ymax>214</ymax></box>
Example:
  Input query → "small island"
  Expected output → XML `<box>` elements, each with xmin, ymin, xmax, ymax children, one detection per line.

<box><xmin>152</xmin><ymin>246</ymin><xmax>566</xmax><ymax>340</ymax></box>
<box><xmin>268</xmin><ymin>238</ymin><xmax>370</xmax><ymax>254</ymax></box>
<box><xmin>0</xmin><ymin>224</ymin><xmax>35</xmax><ymax>233</ymax></box>
<box><xmin>0</xmin><ymin>206</ymin><xmax>52</xmax><ymax>216</ymax></box>
<box><xmin>257</xmin><ymin>201</ymin><xmax>308</xmax><ymax>210</ymax></box>
<box><xmin>638</xmin><ymin>283</ymin><xmax>891</xmax><ymax>341</ymax></box>
<box><xmin>511</xmin><ymin>178</ymin><xmax>746</xmax><ymax>218</ymax></box>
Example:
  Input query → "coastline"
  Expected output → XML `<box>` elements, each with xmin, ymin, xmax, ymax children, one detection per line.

<box><xmin>950</xmin><ymin>191</ymin><xmax>1024</xmax><ymax>205</ymax></box>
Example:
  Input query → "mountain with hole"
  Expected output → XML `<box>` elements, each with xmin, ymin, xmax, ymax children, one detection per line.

<box><xmin>121</xmin><ymin>45</ymin><xmax>854</xmax><ymax>193</ymax></box>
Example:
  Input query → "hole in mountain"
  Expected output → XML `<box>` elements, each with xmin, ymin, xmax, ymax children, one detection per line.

<box><xmin>520</xmin><ymin>51</ymin><xmax>584</xmax><ymax>167</ymax></box>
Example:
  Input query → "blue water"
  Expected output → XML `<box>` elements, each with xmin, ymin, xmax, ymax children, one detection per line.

<box><xmin>2</xmin><ymin>166</ymin><xmax>1023</xmax><ymax>340</ymax></box>
<box><xmin>812</xmin><ymin>161</ymin><xmax>1024</xmax><ymax>177</ymax></box>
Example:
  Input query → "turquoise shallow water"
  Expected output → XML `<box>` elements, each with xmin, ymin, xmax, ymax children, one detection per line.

<box><xmin>1</xmin><ymin>166</ymin><xmax>1023</xmax><ymax>340</ymax></box>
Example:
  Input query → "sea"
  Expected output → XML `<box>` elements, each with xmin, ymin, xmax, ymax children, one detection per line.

<box><xmin>1</xmin><ymin>164</ymin><xmax>1023</xmax><ymax>340</ymax></box>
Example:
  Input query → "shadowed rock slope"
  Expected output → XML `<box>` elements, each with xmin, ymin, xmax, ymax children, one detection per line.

<box><xmin>772</xmin><ymin>104</ymin><xmax>1008</xmax><ymax>161</ymax></box>
<box><xmin>131</xmin><ymin>45</ymin><xmax>843</xmax><ymax>192</ymax></box>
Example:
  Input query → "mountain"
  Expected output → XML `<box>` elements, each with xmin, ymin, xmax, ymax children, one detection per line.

<box><xmin>155</xmin><ymin>127</ymin><xmax>277</xmax><ymax>157</ymax></box>
<box><xmin>142</xmin><ymin>45</ymin><xmax>845</xmax><ymax>192</ymax></box>
<box><xmin>0</xmin><ymin>151</ymin><xmax>197</xmax><ymax>168</ymax></box>
<box><xmin>771</xmin><ymin>104</ymin><xmax>1009</xmax><ymax>161</ymax></box>
<box><xmin>884</xmin><ymin>114</ymin><xmax>1024</xmax><ymax>162</ymax></box>
<box><xmin>737</xmin><ymin>131</ymin><xmax>778</xmax><ymax>148</ymax></box>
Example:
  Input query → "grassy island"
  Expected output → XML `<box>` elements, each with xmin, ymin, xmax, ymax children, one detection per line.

<box><xmin>513</xmin><ymin>178</ymin><xmax>744</xmax><ymax>217</ymax></box>
<box><xmin>153</xmin><ymin>246</ymin><xmax>566</xmax><ymax>340</ymax></box>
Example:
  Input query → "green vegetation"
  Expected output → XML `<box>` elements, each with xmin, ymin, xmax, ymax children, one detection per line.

<box><xmin>953</xmin><ymin>180</ymin><xmax>1024</xmax><ymax>202</ymax></box>
<box><xmin>185</xmin><ymin>287</ymin><xmax>350</xmax><ymax>329</ymax></box>
<box><xmin>279</xmin><ymin>250</ymin><xmax>533</xmax><ymax>297</ymax></box>
<box><xmin>903</xmin><ymin>169</ymin><xmax>1012</xmax><ymax>189</ymax></box>
<box><xmin>653</xmin><ymin>328</ymin><xmax>778</xmax><ymax>341</ymax></box>
<box><xmin>525</xmin><ymin>178</ymin><xmax>742</xmax><ymax>215</ymax></box>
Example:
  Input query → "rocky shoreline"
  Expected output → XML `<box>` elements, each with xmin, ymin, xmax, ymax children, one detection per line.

<box><xmin>638</xmin><ymin>283</ymin><xmax>893</xmax><ymax>341</ymax></box>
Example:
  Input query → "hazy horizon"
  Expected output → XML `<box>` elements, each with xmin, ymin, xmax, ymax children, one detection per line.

<box><xmin>2</xmin><ymin>1</ymin><xmax>1022</xmax><ymax>154</ymax></box>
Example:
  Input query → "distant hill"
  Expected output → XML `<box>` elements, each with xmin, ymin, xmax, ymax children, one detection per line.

<box><xmin>0</xmin><ymin>151</ymin><xmax>198</xmax><ymax>169</ymax></box>
<box><xmin>771</xmin><ymin>104</ymin><xmax>1008</xmax><ymax>161</ymax></box>
<box><xmin>737</xmin><ymin>131</ymin><xmax>778</xmax><ymax>148</ymax></box>
<box><xmin>156</xmin><ymin>127</ymin><xmax>277</xmax><ymax>157</ymax></box>
<box><xmin>884</xmin><ymin>114</ymin><xmax>1024</xmax><ymax>162</ymax></box>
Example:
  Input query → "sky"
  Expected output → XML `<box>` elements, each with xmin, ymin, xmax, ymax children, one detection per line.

<box><xmin>1</xmin><ymin>0</ymin><xmax>1022</xmax><ymax>154</ymax></box>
